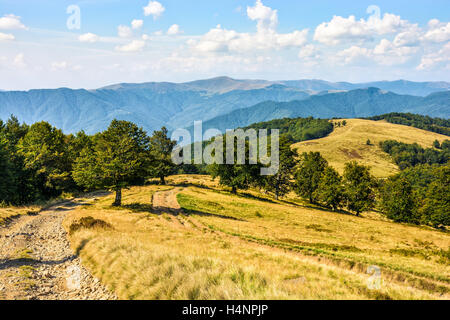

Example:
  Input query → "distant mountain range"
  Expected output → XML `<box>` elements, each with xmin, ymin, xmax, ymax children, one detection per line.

<box><xmin>193</xmin><ymin>88</ymin><xmax>450</xmax><ymax>136</ymax></box>
<box><xmin>0</xmin><ymin>77</ymin><xmax>449</xmax><ymax>134</ymax></box>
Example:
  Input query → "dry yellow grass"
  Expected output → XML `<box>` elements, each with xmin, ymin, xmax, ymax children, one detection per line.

<box><xmin>0</xmin><ymin>206</ymin><xmax>40</xmax><ymax>226</ymax></box>
<box><xmin>63</xmin><ymin>178</ymin><xmax>449</xmax><ymax>300</ymax></box>
<box><xmin>292</xmin><ymin>119</ymin><xmax>449</xmax><ymax>177</ymax></box>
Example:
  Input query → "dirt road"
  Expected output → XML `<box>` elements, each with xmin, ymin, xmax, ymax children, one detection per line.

<box><xmin>0</xmin><ymin>201</ymin><xmax>116</xmax><ymax>300</ymax></box>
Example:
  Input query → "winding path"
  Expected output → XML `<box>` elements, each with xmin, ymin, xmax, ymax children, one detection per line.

<box><xmin>0</xmin><ymin>201</ymin><xmax>116</xmax><ymax>300</ymax></box>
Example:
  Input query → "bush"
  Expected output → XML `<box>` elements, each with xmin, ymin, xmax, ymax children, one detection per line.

<box><xmin>69</xmin><ymin>216</ymin><xmax>113</xmax><ymax>234</ymax></box>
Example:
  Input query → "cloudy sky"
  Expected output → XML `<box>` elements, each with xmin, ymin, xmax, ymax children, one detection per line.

<box><xmin>0</xmin><ymin>0</ymin><xmax>449</xmax><ymax>90</ymax></box>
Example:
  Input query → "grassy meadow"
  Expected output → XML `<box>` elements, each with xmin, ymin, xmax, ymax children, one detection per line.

<box><xmin>292</xmin><ymin>119</ymin><xmax>449</xmax><ymax>177</ymax></box>
<box><xmin>63</xmin><ymin>175</ymin><xmax>450</xmax><ymax>300</ymax></box>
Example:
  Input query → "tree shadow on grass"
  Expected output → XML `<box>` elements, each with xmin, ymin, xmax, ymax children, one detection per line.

<box><xmin>182</xmin><ymin>208</ymin><xmax>246</xmax><ymax>222</ymax></box>
<box><xmin>122</xmin><ymin>203</ymin><xmax>154</xmax><ymax>214</ymax></box>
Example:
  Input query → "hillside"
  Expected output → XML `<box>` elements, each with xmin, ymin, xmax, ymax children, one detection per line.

<box><xmin>57</xmin><ymin>176</ymin><xmax>449</xmax><ymax>300</ymax></box>
<box><xmin>292</xmin><ymin>119</ymin><xmax>449</xmax><ymax>177</ymax></box>
<box><xmin>196</xmin><ymin>89</ymin><xmax>450</xmax><ymax>135</ymax></box>
<box><xmin>0</xmin><ymin>77</ymin><xmax>449</xmax><ymax>135</ymax></box>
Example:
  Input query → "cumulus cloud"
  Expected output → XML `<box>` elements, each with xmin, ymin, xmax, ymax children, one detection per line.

<box><xmin>247</xmin><ymin>0</ymin><xmax>278</xmax><ymax>32</ymax></box>
<box><xmin>79</xmin><ymin>33</ymin><xmax>99</xmax><ymax>43</ymax></box>
<box><xmin>298</xmin><ymin>44</ymin><xmax>320</xmax><ymax>59</ymax></box>
<box><xmin>417</xmin><ymin>42</ymin><xmax>450</xmax><ymax>70</ymax></box>
<box><xmin>0</xmin><ymin>14</ymin><xmax>26</xmax><ymax>30</ymax></box>
<box><xmin>189</xmin><ymin>1</ymin><xmax>308</xmax><ymax>54</ymax></box>
<box><xmin>423</xmin><ymin>20</ymin><xmax>450</xmax><ymax>43</ymax></box>
<box><xmin>373</xmin><ymin>39</ymin><xmax>418</xmax><ymax>65</ymax></box>
<box><xmin>314</xmin><ymin>13</ymin><xmax>410</xmax><ymax>45</ymax></box>
<box><xmin>118</xmin><ymin>25</ymin><xmax>133</xmax><ymax>38</ymax></box>
<box><xmin>132</xmin><ymin>19</ymin><xmax>144</xmax><ymax>30</ymax></box>
<box><xmin>143</xmin><ymin>1</ymin><xmax>165</xmax><ymax>19</ymax></box>
<box><xmin>115</xmin><ymin>40</ymin><xmax>146</xmax><ymax>52</ymax></box>
<box><xmin>167</xmin><ymin>24</ymin><xmax>182</xmax><ymax>36</ymax></box>
<box><xmin>13</xmin><ymin>53</ymin><xmax>26</xmax><ymax>68</ymax></box>
<box><xmin>0</xmin><ymin>32</ymin><xmax>14</xmax><ymax>41</ymax></box>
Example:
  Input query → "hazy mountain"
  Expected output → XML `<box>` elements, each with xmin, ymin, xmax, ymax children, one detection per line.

<box><xmin>0</xmin><ymin>77</ymin><xmax>448</xmax><ymax>134</ymax></box>
<box><xmin>194</xmin><ymin>88</ymin><xmax>450</xmax><ymax>135</ymax></box>
<box><xmin>0</xmin><ymin>82</ymin><xmax>309</xmax><ymax>134</ymax></box>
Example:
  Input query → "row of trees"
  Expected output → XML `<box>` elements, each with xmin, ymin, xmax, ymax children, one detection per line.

<box><xmin>367</xmin><ymin>113</ymin><xmax>450</xmax><ymax>136</ymax></box>
<box><xmin>380</xmin><ymin>139</ymin><xmax>449</xmax><ymax>170</ymax></box>
<box><xmin>210</xmin><ymin>135</ymin><xmax>448</xmax><ymax>227</ymax></box>
<box><xmin>210</xmin><ymin>136</ymin><xmax>377</xmax><ymax>216</ymax></box>
<box><xmin>0</xmin><ymin>117</ymin><xmax>176</xmax><ymax>206</ymax></box>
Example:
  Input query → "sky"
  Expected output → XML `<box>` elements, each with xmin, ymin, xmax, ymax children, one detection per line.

<box><xmin>0</xmin><ymin>0</ymin><xmax>449</xmax><ymax>90</ymax></box>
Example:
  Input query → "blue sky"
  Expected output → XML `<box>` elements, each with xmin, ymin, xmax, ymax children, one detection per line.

<box><xmin>0</xmin><ymin>0</ymin><xmax>449</xmax><ymax>90</ymax></box>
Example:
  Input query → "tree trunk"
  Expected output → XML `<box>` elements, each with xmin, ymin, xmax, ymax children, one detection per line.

<box><xmin>160</xmin><ymin>176</ymin><xmax>166</xmax><ymax>185</ymax></box>
<box><xmin>113</xmin><ymin>188</ymin><xmax>122</xmax><ymax>207</ymax></box>
<box><xmin>231</xmin><ymin>186</ymin><xmax>237</xmax><ymax>194</ymax></box>
<box><xmin>275</xmin><ymin>187</ymin><xmax>279</xmax><ymax>200</ymax></box>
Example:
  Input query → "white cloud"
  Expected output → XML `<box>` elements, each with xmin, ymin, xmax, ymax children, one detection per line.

<box><xmin>189</xmin><ymin>1</ymin><xmax>308</xmax><ymax>54</ymax></box>
<box><xmin>417</xmin><ymin>42</ymin><xmax>450</xmax><ymax>70</ymax></box>
<box><xmin>0</xmin><ymin>32</ymin><xmax>14</xmax><ymax>41</ymax></box>
<box><xmin>298</xmin><ymin>44</ymin><xmax>319</xmax><ymax>59</ymax></box>
<box><xmin>314</xmin><ymin>13</ymin><xmax>410</xmax><ymax>45</ymax></box>
<box><xmin>131</xmin><ymin>19</ymin><xmax>144</xmax><ymax>30</ymax></box>
<box><xmin>247</xmin><ymin>0</ymin><xmax>278</xmax><ymax>32</ymax></box>
<box><xmin>393</xmin><ymin>26</ymin><xmax>422</xmax><ymax>47</ymax></box>
<box><xmin>423</xmin><ymin>20</ymin><xmax>450</xmax><ymax>43</ymax></box>
<box><xmin>153</xmin><ymin>30</ymin><xmax>163</xmax><ymax>36</ymax></box>
<box><xmin>143</xmin><ymin>1</ymin><xmax>165</xmax><ymax>19</ymax></box>
<box><xmin>79</xmin><ymin>33</ymin><xmax>99</xmax><ymax>43</ymax></box>
<box><xmin>115</xmin><ymin>40</ymin><xmax>146</xmax><ymax>52</ymax></box>
<box><xmin>118</xmin><ymin>25</ymin><xmax>132</xmax><ymax>38</ymax></box>
<box><xmin>51</xmin><ymin>61</ymin><xmax>68</xmax><ymax>70</ymax></box>
<box><xmin>142</xmin><ymin>34</ymin><xmax>151</xmax><ymax>40</ymax></box>
<box><xmin>13</xmin><ymin>53</ymin><xmax>26</xmax><ymax>68</ymax></box>
<box><xmin>167</xmin><ymin>24</ymin><xmax>182</xmax><ymax>36</ymax></box>
<box><xmin>373</xmin><ymin>39</ymin><xmax>418</xmax><ymax>65</ymax></box>
<box><xmin>336</xmin><ymin>46</ymin><xmax>372</xmax><ymax>64</ymax></box>
<box><xmin>0</xmin><ymin>14</ymin><xmax>26</xmax><ymax>30</ymax></box>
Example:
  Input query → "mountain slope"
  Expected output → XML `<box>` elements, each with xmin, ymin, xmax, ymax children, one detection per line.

<box><xmin>0</xmin><ymin>84</ymin><xmax>310</xmax><ymax>134</ymax></box>
<box><xmin>197</xmin><ymin>89</ymin><xmax>450</xmax><ymax>134</ymax></box>
<box><xmin>292</xmin><ymin>119</ymin><xmax>449</xmax><ymax>178</ymax></box>
<box><xmin>1</xmin><ymin>77</ymin><xmax>449</xmax><ymax>134</ymax></box>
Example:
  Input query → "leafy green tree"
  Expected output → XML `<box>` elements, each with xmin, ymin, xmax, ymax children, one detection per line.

<box><xmin>209</xmin><ymin>138</ymin><xmax>261</xmax><ymax>195</ymax></box>
<box><xmin>343</xmin><ymin>161</ymin><xmax>376</xmax><ymax>216</ymax></box>
<box><xmin>0</xmin><ymin>136</ymin><xmax>16</xmax><ymax>204</ymax></box>
<box><xmin>18</xmin><ymin>121</ymin><xmax>72</xmax><ymax>199</ymax></box>
<box><xmin>380</xmin><ymin>176</ymin><xmax>419</xmax><ymax>224</ymax></box>
<box><xmin>433</xmin><ymin>140</ymin><xmax>441</xmax><ymax>149</ymax></box>
<box><xmin>314</xmin><ymin>167</ymin><xmax>345</xmax><ymax>211</ymax></box>
<box><xmin>294</xmin><ymin>152</ymin><xmax>328</xmax><ymax>203</ymax></box>
<box><xmin>149</xmin><ymin>127</ymin><xmax>177</xmax><ymax>185</ymax></box>
<box><xmin>73</xmin><ymin>120</ymin><xmax>151</xmax><ymax>206</ymax></box>
<box><xmin>262</xmin><ymin>136</ymin><xmax>298</xmax><ymax>200</ymax></box>
<box><xmin>420</xmin><ymin>166</ymin><xmax>450</xmax><ymax>227</ymax></box>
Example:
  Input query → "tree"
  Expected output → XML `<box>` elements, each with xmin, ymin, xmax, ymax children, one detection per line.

<box><xmin>343</xmin><ymin>161</ymin><xmax>376</xmax><ymax>216</ymax></box>
<box><xmin>0</xmin><ymin>136</ymin><xmax>16</xmax><ymax>204</ymax></box>
<box><xmin>1</xmin><ymin>116</ymin><xmax>32</xmax><ymax>204</ymax></box>
<box><xmin>433</xmin><ymin>140</ymin><xmax>441</xmax><ymax>149</ymax></box>
<box><xmin>420</xmin><ymin>166</ymin><xmax>450</xmax><ymax>227</ymax></box>
<box><xmin>262</xmin><ymin>136</ymin><xmax>298</xmax><ymax>200</ymax></box>
<box><xmin>209</xmin><ymin>137</ymin><xmax>261</xmax><ymax>195</ymax></box>
<box><xmin>18</xmin><ymin>121</ymin><xmax>72</xmax><ymax>199</ymax></box>
<box><xmin>73</xmin><ymin>120</ymin><xmax>151</xmax><ymax>206</ymax></box>
<box><xmin>380</xmin><ymin>176</ymin><xmax>418</xmax><ymax>223</ymax></box>
<box><xmin>294</xmin><ymin>152</ymin><xmax>328</xmax><ymax>203</ymax></box>
<box><xmin>314</xmin><ymin>167</ymin><xmax>345</xmax><ymax>211</ymax></box>
<box><xmin>149</xmin><ymin>127</ymin><xmax>177</xmax><ymax>185</ymax></box>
